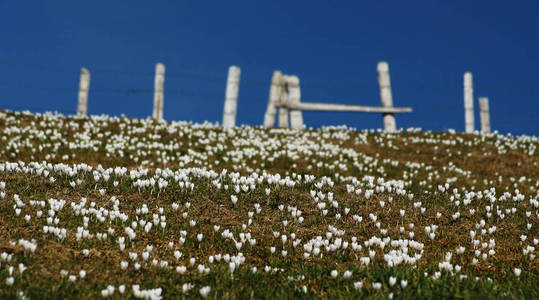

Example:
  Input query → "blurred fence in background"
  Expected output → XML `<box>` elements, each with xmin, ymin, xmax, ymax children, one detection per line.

<box><xmin>0</xmin><ymin>60</ymin><xmax>537</xmax><ymax>134</ymax></box>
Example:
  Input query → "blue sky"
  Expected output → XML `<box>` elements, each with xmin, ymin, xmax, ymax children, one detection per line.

<box><xmin>0</xmin><ymin>1</ymin><xmax>537</xmax><ymax>134</ymax></box>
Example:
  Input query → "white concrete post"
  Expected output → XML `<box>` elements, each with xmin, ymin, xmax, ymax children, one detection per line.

<box><xmin>263</xmin><ymin>70</ymin><xmax>283</xmax><ymax>128</ymax></box>
<box><xmin>77</xmin><ymin>67</ymin><xmax>90</xmax><ymax>117</ymax></box>
<box><xmin>377</xmin><ymin>62</ymin><xmax>396</xmax><ymax>132</ymax></box>
<box><xmin>286</xmin><ymin>75</ymin><xmax>304</xmax><ymax>130</ymax></box>
<box><xmin>153</xmin><ymin>63</ymin><xmax>165</xmax><ymax>121</ymax></box>
<box><xmin>478</xmin><ymin>97</ymin><xmax>491</xmax><ymax>134</ymax></box>
<box><xmin>463</xmin><ymin>72</ymin><xmax>474</xmax><ymax>133</ymax></box>
<box><xmin>222</xmin><ymin>65</ymin><xmax>241</xmax><ymax>128</ymax></box>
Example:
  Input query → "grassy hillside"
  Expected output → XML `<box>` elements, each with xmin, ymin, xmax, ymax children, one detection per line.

<box><xmin>0</xmin><ymin>109</ymin><xmax>537</xmax><ymax>299</ymax></box>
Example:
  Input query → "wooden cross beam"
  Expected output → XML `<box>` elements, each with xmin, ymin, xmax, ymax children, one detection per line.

<box><xmin>276</xmin><ymin>102</ymin><xmax>412</xmax><ymax>114</ymax></box>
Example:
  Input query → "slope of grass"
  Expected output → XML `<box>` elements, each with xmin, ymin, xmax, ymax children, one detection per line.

<box><xmin>0</xmin><ymin>110</ymin><xmax>537</xmax><ymax>299</ymax></box>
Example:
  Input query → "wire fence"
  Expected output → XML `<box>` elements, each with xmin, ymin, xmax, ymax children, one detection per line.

<box><xmin>4</xmin><ymin>60</ymin><xmax>539</xmax><ymax>93</ymax></box>
<box><xmin>0</xmin><ymin>60</ymin><xmax>537</xmax><ymax>129</ymax></box>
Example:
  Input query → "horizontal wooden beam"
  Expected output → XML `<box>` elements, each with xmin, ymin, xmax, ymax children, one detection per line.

<box><xmin>276</xmin><ymin>102</ymin><xmax>412</xmax><ymax>114</ymax></box>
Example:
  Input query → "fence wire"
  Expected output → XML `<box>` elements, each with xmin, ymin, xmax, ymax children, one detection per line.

<box><xmin>3</xmin><ymin>60</ymin><xmax>539</xmax><ymax>94</ymax></box>
<box><xmin>0</xmin><ymin>60</ymin><xmax>538</xmax><ymax>130</ymax></box>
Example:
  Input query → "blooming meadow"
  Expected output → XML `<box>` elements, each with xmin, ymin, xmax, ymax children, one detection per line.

<box><xmin>0</xmin><ymin>110</ymin><xmax>537</xmax><ymax>299</ymax></box>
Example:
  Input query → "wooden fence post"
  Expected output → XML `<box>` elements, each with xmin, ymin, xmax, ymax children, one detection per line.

<box><xmin>263</xmin><ymin>70</ymin><xmax>282</xmax><ymax>128</ymax></box>
<box><xmin>77</xmin><ymin>67</ymin><xmax>90</xmax><ymax>117</ymax></box>
<box><xmin>478</xmin><ymin>97</ymin><xmax>491</xmax><ymax>134</ymax></box>
<box><xmin>278</xmin><ymin>75</ymin><xmax>289</xmax><ymax>128</ymax></box>
<box><xmin>222</xmin><ymin>65</ymin><xmax>241</xmax><ymax>128</ymax></box>
<box><xmin>377</xmin><ymin>62</ymin><xmax>397</xmax><ymax>132</ymax></box>
<box><xmin>153</xmin><ymin>63</ymin><xmax>165</xmax><ymax>121</ymax></box>
<box><xmin>463</xmin><ymin>72</ymin><xmax>474</xmax><ymax>133</ymax></box>
<box><xmin>287</xmin><ymin>75</ymin><xmax>304</xmax><ymax>130</ymax></box>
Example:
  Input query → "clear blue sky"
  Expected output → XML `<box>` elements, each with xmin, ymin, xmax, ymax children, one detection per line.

<box><xmin>1</xmin><ymin>1</ymin><xmax>538</xmax><ymax>134</ymax></box>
